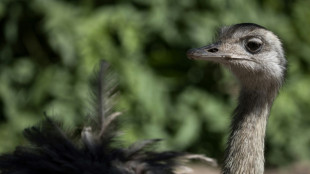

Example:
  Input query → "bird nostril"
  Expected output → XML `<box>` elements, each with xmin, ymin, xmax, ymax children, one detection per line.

<box><xmin>207</xmin><ymin>48</ymin><xmax>218</xmax><ymax>53</ymax></box>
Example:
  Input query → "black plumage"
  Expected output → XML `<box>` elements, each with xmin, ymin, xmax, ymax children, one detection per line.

<box><xmin>0</xmin><ymin>117</ymin><xmax>185</xmax><ymax>174</ymax></box>
<box><xmin>0</xmin><ymin>61</ymin><xmax>215</xmax><ymax>174</ymax></box>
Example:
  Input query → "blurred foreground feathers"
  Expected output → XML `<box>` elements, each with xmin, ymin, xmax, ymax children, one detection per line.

<box><xmin>0</xmin><ymin>61</ymin><xmax>216</xmax><ymax>174</ymax></box>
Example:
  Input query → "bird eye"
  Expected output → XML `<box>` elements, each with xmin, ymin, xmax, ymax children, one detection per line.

<box><xmin>245</xmin><ymin>38</ymin><xmax>263</xmax><ymax>54</ymax></box>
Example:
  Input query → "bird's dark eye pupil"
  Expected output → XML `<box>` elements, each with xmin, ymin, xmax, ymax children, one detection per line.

<box><xmin>247</xmin><ymin>42</ymin><xmax>260</xmax><ymax>50</ymax></box>
<box><xmin>246</xmin><ymin>41</ymin><xmax>262</xmax><ymax>53</ymax></box>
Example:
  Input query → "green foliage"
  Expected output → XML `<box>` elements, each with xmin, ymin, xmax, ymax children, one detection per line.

<box><xmin>0</xmin><ymin>0</ymin><xmax>310</xmax><ymax>167</ymax></box>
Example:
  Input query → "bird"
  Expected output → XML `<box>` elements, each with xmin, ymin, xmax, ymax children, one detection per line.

<box><xmin>0</xmin><ymin>61</ymin><xmax>215</xmax><ymax>174</ymax></box>
<box><xmin>0</xmin><ymin>23</ymin><xmax>286</xmax><ymax>174</ymax></box>
<box><xmin>187</xmin><ymin>23</ymin><xmax>287</xmax><ymax>174</ymax></box>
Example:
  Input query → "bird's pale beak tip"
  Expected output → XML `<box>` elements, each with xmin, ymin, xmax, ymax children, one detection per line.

<box><xmin>187</xmin><ymin>48</ymin><xmax>197</xmax><ymax>60</ymax></box>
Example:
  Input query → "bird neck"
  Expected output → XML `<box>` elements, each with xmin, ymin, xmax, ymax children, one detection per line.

<box><xmin>222</xmin><ymin>87</ymin><xmax>278</xmax><ymax>174</ymax></box>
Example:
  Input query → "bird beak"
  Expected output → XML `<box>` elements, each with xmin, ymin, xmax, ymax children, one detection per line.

<box><xmin>187</xmin><ymin>44</ymin><xmax>230</xmax><ymax>62</ymax></box>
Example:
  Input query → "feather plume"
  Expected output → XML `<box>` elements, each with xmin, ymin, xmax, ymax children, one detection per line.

<box><xmin>0</xmin><ymin>61</ymin><xmax>216</xmax><ymax>174</ymax></box>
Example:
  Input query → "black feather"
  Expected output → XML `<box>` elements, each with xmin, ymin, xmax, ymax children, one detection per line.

<box><xmin>0</xmin><ymin>117</ymin><xmax>185</xmax><ymax>174</ymax></box>
<box><xmin>0</xmin><ymin>61</ymin><xmax>216</xmax><ymax>174</ymax></box>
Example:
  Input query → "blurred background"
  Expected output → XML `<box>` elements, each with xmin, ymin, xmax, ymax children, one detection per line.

<box><xmin>1</xmin><ymin>0</ymin><xmax>310</xmax><ymax>172</ymax></box>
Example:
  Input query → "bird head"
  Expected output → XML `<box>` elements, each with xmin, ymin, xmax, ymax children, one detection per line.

<box><xmin>187</xmin><ymin>23</ymin><xmax>287</xmax><ymax>90</ymax></box>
